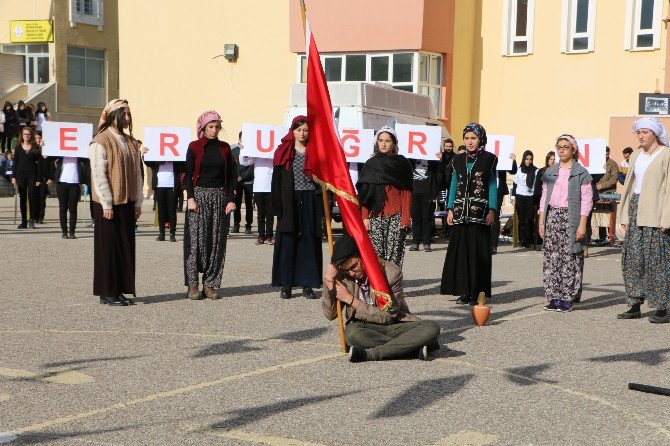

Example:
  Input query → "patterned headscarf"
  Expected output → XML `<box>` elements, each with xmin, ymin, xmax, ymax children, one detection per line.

<box><xmin>197</xmin><ymin>110</ymin><xmax>222</xmax><ymax>139</ymax></box>
<box><xmin>98</xmin><ymin>99</ymin><xmax>129</xmax><ymax>130</ymax></box>
<box><xmin>462</xmin><ymin>122</ymin><xmax>487</xmax><ymax>160</ymax></box>
<box><xmin>633</xmin><ymin>117</ymin><xmax>669</xmax><ymax>146</ymax></box>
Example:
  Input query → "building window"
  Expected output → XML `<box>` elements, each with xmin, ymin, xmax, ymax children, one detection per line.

<box><xmin>419</xmin><ymin>54</ymin><xmax>443</xmax><ymax>114</ymax></box>
<box><xmin>70</xmin><ymin>0</ymin><xmax>104</xmax><ymax>30</ymax></box>
<box><xmin>625</xmin><ymin>0</ymin><xmax>662</xmax><ymax>51</ymax></box>
<box><xmin>1</xmin><ymin>44</ymin><xmax>50</xmax><ymax>84</ymax></box>
<box><xmin>502</xmin><ymin>0</ymin><xmax>535</xmax><ymax>55</ymax></box>
<box><xmin>295</xmin><ymin>51</ymin><xmax>444</xmax><ymax>116</ymax></box>
<box><xmin>561</xmin><ymin>0</ymin><xmax>597</xmax><ymax>53</ymax></box>
<box><xmin>67</xmin><ymin>46</ymin><xmax>105</xmax><ymax>107</ymax></box>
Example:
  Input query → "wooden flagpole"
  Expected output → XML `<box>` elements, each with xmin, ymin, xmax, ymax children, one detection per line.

<box><xmin>300</xmin><ymin>0</ymin><xmax>347</xmax><ymax>353</ymax></box>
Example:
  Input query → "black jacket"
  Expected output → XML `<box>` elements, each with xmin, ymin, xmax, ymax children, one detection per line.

<box><xmin>47</xmin><ymin>157</ymin><xmax>89</xmax><ymax>184</ymax></box>
<box><xmin>410</xmin><ymin>159</ymin><xmax>441</xmax><ymax>197</ymax></box>
<box><xmin>271</xmin><ymin>164</ymin><xmax>322</xmax><ymax>234</ymax></box>
<box><xmin>12</xmin><ymin>145</ymin><xmax>43</xmax><ymax>181</ymax></box>
<box><xmin>231</xmin><ymin>145</ymin><xmax>254</xmax><ymax>184</ymax></box>
<box><xmin>144</xmin><ymin>160</ymin><xmax>186</xmax><ymax>191</ymax></box>
<box><xmin>450</xmin><ymin>151</ymin><xmax>498</xmax><ymax>224</ymax></box>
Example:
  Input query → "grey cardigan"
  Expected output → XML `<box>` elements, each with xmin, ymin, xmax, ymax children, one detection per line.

<box><xmin>541</xmin><ymin>162</ymin><xmax>593</xmax><ymax>253</ymax></box>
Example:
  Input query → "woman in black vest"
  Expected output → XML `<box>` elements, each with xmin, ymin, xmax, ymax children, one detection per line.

<box><xmin>440</xmin><ymin>123</ymin><xmax>498</xmax><ymax>305</ymax></box>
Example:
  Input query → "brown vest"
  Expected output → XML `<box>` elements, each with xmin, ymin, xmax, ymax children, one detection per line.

<box><xmin>91</xmin><ymin>129</ymin><xmax>140</xmax><ymax>205</ymax></box>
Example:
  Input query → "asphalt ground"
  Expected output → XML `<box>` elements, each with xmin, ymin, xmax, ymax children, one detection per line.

<box><xmin>1</xmin><ymin>197</ymin><xmax>669</xmax><ymax>446</ymax></box>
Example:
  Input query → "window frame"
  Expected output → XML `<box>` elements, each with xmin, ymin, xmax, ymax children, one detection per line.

<box><xmin>624</xmin><ymin>0</ymin><xmax>663</xmax><ymax>51</ymax></box>
<box><xmin>67</xmin><ymin>45</ymin><xmax>106</xmax><ymax>107</ymax></box>
<box><xmin>69</xmin><ymin>0</ymin><xmax>104</xmax><ymax>30</ymax></box>
<box><xmin>501</xmin><ymin>0</ymin><xmax>536</xmax><ymax>56</ymax></box>
<box><xmin>294</xmin><ymin>51</ymin><xmax>444</xmax><ymax>116</ymax></box>
<box><xmin>561</xmin><ymin>0</ymin><xmax>597</xmax><ymax>54</ymax></box>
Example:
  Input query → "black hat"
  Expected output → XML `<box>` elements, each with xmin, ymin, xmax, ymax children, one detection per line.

<box><xmin>331</xmin><ymin>232</ymin><xmax>359</xmax><ymax>266</ymax></box>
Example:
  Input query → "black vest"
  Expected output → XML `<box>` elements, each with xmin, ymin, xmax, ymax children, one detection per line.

<box><xmin>451</xmin><ymin>151</ymin><xmax>498</xmax><ymax>224</ymax></box>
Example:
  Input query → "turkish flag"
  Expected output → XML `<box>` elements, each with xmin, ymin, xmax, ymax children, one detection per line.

<box><xmin>305</xmin><ymin>21</ymin><xmax>392</xmax><ymax>311</ymax></box>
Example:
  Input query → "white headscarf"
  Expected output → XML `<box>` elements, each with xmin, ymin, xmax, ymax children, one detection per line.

<box><xmin>633</xmin><ymin>117</ymin><xmax>669</xmax><ymax>146</ymax></box>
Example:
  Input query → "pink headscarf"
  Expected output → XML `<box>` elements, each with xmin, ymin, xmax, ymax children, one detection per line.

<box><xmin>197</xmin><ymin>110</ymin><xmax>222</xmax><ymax>139</ymax></box>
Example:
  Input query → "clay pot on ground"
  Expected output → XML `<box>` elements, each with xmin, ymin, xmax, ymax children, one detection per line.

<box><xmin>471</xmin><ymin>292</ymin><xmax>491</xmax><ymax>326</ymax></box>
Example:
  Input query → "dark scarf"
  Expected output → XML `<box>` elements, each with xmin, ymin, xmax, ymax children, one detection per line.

<box><xmin>520</xmin><ymin>149</ymin><xmax>537</xmax><ymax>189</ymax></box>
<box><xmin>357</xmin><ymin>153</ymin><xmax>412</xmax><ymax>213</ymax></box>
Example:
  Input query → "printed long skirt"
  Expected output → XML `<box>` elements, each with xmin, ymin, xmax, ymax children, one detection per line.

<box><xmin>441</xmin><ymin>223</ymin><xmax>492</xmax><ymax>298</ymax></box>
<box><xmin>622</xmin><ymin>194</ymin><xmax>670</xmax><ymax>309</ymax></box>
<box><xmin>369</xmin><ymin>213</ymin><xmax>406</xmax><ymax>267</ymax></box>
<box><xmin>93</xmin><ymin>201</ymin><xmax>136</xmax><ymax>297</ymax></box>
<box><xmin>183</xmin><ymin>187</ymin><xmax>230</xmax><ymax>288</ymax></box>
<box><xmin>272</xmin><ymin>190</ymin><xmax>323</xmax><ymax>289</ymax></box>
<box><xmin>543</xmin><ymin>207</ymin><xmax>584</xmax><ymax>303</ymax></box>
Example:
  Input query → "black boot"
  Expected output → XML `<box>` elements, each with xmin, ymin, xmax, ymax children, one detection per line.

<box><xmin>617</xmin><ymin>304</ymin><xmax>641</xmax><ymax>319</ymax></box>
<box><xmin>28</xmin><ymin>219</ymin><xmax>35</xmax><ymax>229</ymax></box>
<box><xmin>280</xmin><ymin>287</ymin><xmax>292</xmax><ymax>299</ymax></box>
<box><xmin>156</xmin><ymin>233</ymin><xmax>165</xmax><ymax>241</ymax></box>
<box><xmin>649</xmin><ymin>309</ymin><xmax>669</xmax><ymax>324</ymax></box>
<box><xmin>62</xmin><ymin>232</ymin><xmax>69</xmax><ymax>239</ymax></box>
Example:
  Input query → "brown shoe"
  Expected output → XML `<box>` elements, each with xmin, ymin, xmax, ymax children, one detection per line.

<box><xmin>187</xmin><ymin>286</ymin><xmax>202</xmax><ymax>300</ymax></box>
<box><xmin>203</xmin><ymin>286</ymin><xmax>220</xmax><ymax>300</ymax></box>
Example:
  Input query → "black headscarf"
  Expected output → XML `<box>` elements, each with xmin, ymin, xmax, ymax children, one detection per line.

<box><xmin>357</xmin><ymin>152</ymin><xmax>413</xmax><ymax>214</ymax></box>
<box><xmin>520</xmin><ymin>150</ymin><xmax>537</xmax><ymax>189</ymax></box>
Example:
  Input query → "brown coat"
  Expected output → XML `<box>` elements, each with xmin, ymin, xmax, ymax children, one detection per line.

<box><xmin>321</xmin><ymin>260</ymin><xmax>420</xmax><ymax>325</ymax></box>
<box><xmin>91</xmin><ymin>130</ymin><xmax>141</xmax><ymax>206</ymax></box>
<box><xmin>597</xmin><ymin>158</ymin><xmax>620</xmax><ymax>192</ymax></box>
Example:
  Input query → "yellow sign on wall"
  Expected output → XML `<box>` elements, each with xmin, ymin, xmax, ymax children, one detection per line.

<box><xmin>9</xmin><ymin>20</ymin><xmax>54</xmax><ymax>43</ymax></box>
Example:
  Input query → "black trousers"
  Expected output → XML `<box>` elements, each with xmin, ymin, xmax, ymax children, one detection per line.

<box><xmin>411</xmin><ymin>192</ymin><xmax>433</xmax><ymax>246</ymax></box>
<box><xmin>233</xmin><ymin>183</ymin><xmax>253</xmax><ymax>228</ymax></box>
<box><xmin>155</xmin><ymin>187</ymin><xmax>177</xmax><ymax>235</ymax></box>
<box><xmin>57</xmin><ymin>183</ymin><xmax>80</xmax><ymax>234</ymax></box>
<box><xmin>38</xmin><ymin>182</ymin><xmax>49</xmax><ymax>220</ymax></box>
<box><xmin>491</xmin><ymin>191</ymin><xmax>506</xmax><ymax>249</ymax></box>
<box><xmin>254</xmin><ymin>192</ymin><xmax>274</xmax><ymax>239</ymax></box>
<box><xmin>16</xmin><ymin>175</ymin><xmax>39</xmax><ymax>225</ymax></box>
<box><xmin>515</xmin><ymin>195</ymin><xmax>536</xmax><ymax>245</ymax></box>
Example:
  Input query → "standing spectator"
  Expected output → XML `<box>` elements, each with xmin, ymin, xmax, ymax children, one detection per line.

<box><xmin>357</xmin><ymin>126</ymin><xmax>413</xmax><ymax>267</ymax></box>
<box><xmin>34</xmin><ymin>130</ymin><xmax>49</xmax><ymax>224</ymax></box>
<box><xmin>617</xmin><ymin>117</ymin><xmax>670</xmax><ymax>323</ymax></box>
<box><xmin>0</xmin><ymin>105</ymin><xmax>5</xmax><ymax>153</ymax></box>
<box><xmin>440</xmin><ymin>123</ymin><xmax>498</xmax><ymax>304</ymax></box>
<box><xmin>0</xmin><ymin>151</ymin><xmax>14</xmax><ymax>182</ymax></box>
<box><xmin>231</xmin><ymin>131</ymin><xmax>254</xmax><ymax>234</ymax></box>
<box><xmin>183</xmin><ymin>110</ymin><xmax>237</xmax><ymax>300</ymax></box>
<box><xmin>16</xmin><ymin>101</ymin><xmax>33</xmax><ymax>132</ymax></box>
<box><xmin>89</xmin><ymin>99</ymin><xmax>144</xmax><ymax>307</ymax></box>
<box><xmin>48</xmin><ymin>155</ymin><xmax>87</xmax><ymax>239</ymax></box>
<box><xmin>592</xmin><ymin>146</ymin><xmax>620</xmax><ymax>244</ymax></box>
<box><xmin>534</xmin><ymin>151</ymin><xmax>556</xmax><ymax>205</ymax></box>
<box><xmin>2</xmin><ymin>102</ymin><xmax>18</xmax><ymax>153</ymax></box>
<box><xmin>538</xmin><ymin>135</ymin><xmax>593</xmax><ymax>312</ymax></box>
<box><xmin>253</xmin><ymin>156</ymin><xmax>275</xmax><ymax>245</ymax></box>
<box><xmin>618</xmin><ymin>146</ymin><xmax>633</xmax><ymax>185</ymax></box>
<box><xmin>12</xmin><ymin>126</ymin><xmax>43</xmax><ymax>229</ymax></box>
<box><xmin>409</xmin><ymin>158</ymin><xmax>440</xmax><ymax>252</ymax></box>
<box><xmin>144</xmin><ymin>157</ymin><xmax>185</xmax><ymax>242</ymax></box>
<box><xmin>491</xmin><ymin>153</ymin><xmax>517</xmax><ymax>254</ymax></box>
<box><xmin>271</xmin><ymin>115</ymin><xmax>322</xmax><ymax>300</ymax></box>
<box><xmin>34</xmin><ymin>102</ymin><xmax>51</xmax><ymax>132</ymax></box>
<box><xmin>436</xmin><ymin>139</ymin><xmax>455</xmax><ymax>238</ymax></box>
<box><xmin>510</xmin><ymin>150</ymin><xmax>538</xmax><ymax>248</ymax></box>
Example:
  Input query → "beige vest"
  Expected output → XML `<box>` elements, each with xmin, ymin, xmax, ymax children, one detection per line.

<box><xmin>91</xmin><ymin>129</ymin><xmax>140</xmax><ymax>205</ymax></box>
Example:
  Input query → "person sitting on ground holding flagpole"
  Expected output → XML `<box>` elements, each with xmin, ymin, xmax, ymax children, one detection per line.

<box><xmin>322</xmin><ymin>232</ymin><xmax>441</xmax><ymax>362</ymax></box>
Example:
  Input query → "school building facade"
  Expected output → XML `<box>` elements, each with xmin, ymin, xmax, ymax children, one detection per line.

<box><xmin>0</xmin><ymin>0</ymin><xmax>120</xmax><ymax>126</ymax></box>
